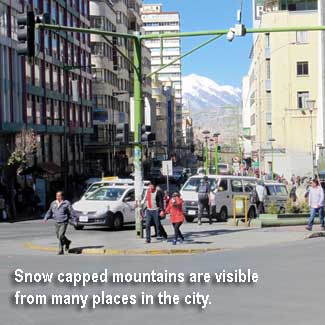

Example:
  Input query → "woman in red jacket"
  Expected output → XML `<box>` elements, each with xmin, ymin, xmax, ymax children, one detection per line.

<box><xmin>165</xmin><ymin>192</ymin><xmax>185</xmax><ymax>245</ymax></box>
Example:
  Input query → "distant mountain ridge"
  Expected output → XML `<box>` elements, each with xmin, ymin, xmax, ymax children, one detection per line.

<box><xmin>182</xmin><ymin>74</ymin><xmax>242</xmax><ymax>142</ymax></box>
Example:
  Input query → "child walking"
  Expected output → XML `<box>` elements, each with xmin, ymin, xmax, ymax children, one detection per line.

<box><xmin>165</xmin><ymin>192</ymin><xmax>185</xmax><ymax>245</ymax></box>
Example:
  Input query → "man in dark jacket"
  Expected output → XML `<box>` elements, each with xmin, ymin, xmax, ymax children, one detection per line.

<box><xmin>196</xmin><ymin>176</ymin><xmax>211</xmax><ymax>225</ymax></box>
<box><xmin>44</xmin><ymin>191</ymin><xmax>73</xmax><ymax>255</ymax></box>
<box><xmin>144</xmin><ymin>182</ymin><xmax>167</xmax><ymax>243</ymax></box>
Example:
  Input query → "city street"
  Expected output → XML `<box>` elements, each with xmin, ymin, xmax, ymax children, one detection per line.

<box><xmin>0</xmin><ymin>221</ymin><xmax>324</xmax><ymax>324</ymax></box>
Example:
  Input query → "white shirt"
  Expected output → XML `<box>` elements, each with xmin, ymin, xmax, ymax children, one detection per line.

<box><xmin>308</xmin><ymin>186</ymin><xmax>324</xmax><ymax>208</ymax></box>
<box><xmin>256</xmin><ymin>184</ymin><xmax>267</xmax><ymax>202</ymax></box>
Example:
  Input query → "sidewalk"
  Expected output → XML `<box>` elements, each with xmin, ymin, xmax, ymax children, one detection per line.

<box><xmin>24</xmin><ymin>222</ymin><xmax>325</xmax><ymax>255</ymax></box>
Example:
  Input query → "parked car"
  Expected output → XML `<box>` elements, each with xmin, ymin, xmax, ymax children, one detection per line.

<box><xmin>72</xmin><ymin>186</ymin><xmax>134</xmax><ymax>230</ymax></box>
<box><xmin>72</xmin><ymin>184</ymin><xmax>147</xmax><ymax>230</ymax></box>
<box><xmin>264</xmin><ymin>182</ymin><xmax>288</xmax><ymax>213</ymax></box>
<box><xmin>180</xmin><ymin>175</ymin><xmax>258</xmax><ymax>222</ymax></box>
<box><xmin>81</xmin><ymin>179</ymin><xmax>149</xmax><ymax>200</ymax></box>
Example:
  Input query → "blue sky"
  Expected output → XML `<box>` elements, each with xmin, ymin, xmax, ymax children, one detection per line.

<box><xmin>144</xmin><ymin>0</ymin><xmax>253</xmax><ymax>88</ymax></box>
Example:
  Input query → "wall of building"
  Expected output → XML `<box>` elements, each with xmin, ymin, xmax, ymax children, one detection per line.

<box><xmin>248</xmin><ymin>8</ymin><xmax>318</xmax><ymax>178</ymax></box>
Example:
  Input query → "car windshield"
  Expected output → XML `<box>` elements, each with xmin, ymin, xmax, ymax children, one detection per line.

<box><xmin>182</xmin><ymin>177</ymin><xmax>216</xmax><ymax>191</ymax></box>
<box><xmin>86</xmin><ymin>188</ymin><xmax>126</xmax><ymax>201</ymax></box>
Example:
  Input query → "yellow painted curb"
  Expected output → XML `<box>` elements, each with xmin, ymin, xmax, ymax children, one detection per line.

<box><xmin>305</xmin><ymin>231</ymin><xmax>325</xmax><ymax>239</ymax></box>
<box><xmin>24</xmin><ymin>242</ymin><xmax>222</xmax><ymax>256</ymax></box>
<box><xmin>24</xmin><ymin>242</ymin><xmax>57</xmax><ymax>252</ymax></box>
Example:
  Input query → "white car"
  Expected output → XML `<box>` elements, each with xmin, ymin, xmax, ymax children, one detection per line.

<box><xmin>71</xmin><ymin>185</ymin><xmax>138</xmax><ymax>231</ymax></box>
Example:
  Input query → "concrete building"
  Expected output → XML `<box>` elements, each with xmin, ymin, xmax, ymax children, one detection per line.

<box><xmin>0</xmin><ymin>0</ymin><xmax>93</xmax><ymax>177</ymax></box>
<box><xmin>87</xmin><ymin>0</ymin><xmax>154</xmax><ymax>176</ymax></box>
<box><xmin>246</xmin><ymin>0</ymin><xmax>319</xmax><ymax>178</ymax></box>
<box><xmin>318</xmin><ymin>0</ymin><xmax>325</xmax><ymax>150</ymax></box>
<box><xmin>141</xmin><ymin>4</ymin><xmax>183</xmax><ymax>154</ymax></box>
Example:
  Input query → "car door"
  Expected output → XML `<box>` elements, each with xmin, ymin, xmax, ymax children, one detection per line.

<box><xmin>229</xmin><ymin>178</ymin><xmax>244</xmax><ymax>216</ymax></box>
<box><xmin>121</xmin><ymin>189</ymin><xmax>135</xmax><ymax>223</ymax></box>
<box><xmin>214</xmin><ymin>178</ymin><xmax>230</xmax><ymax>214</ymax></box>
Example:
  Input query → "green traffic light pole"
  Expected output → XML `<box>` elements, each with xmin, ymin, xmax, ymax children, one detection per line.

<box><xmin>36</xmin><ymin>22</ymin><xmax>325</xmax><ymax>238</ymax></box>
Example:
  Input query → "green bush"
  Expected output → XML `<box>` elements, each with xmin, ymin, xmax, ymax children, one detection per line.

<box><xmin>266</xmin><ymin>201</ymin><xmax>278</xmax><ymax>214</ymax></box>
<box><xmin>298</xmin><ymin>201</ymin><xmax>310</xmax><ymax>213</ymax></box>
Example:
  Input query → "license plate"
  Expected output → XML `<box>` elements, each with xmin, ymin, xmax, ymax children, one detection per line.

<box><xmin>188</xmin><ymin>210</ymin><xmax>196</xmax><ymax>216</ymax></box>
<box><xmin>79</xmin><ymin>215</ymin><xmax>88</xmax><ymax>222</ymax></box>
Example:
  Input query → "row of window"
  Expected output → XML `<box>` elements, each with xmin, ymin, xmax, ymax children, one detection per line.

<box><xmin>26</xmin><ymin>95</ymin><xmax>92</xmax><ymax>127</ymax></box>
<box><xmin>143</xmin><ymin>21</ymin><xmax>179</xmax><ymax>27</ymax></box>
<box><xmin>90</xmin><ymin>16</ymin><xmax>116</xmax><ymax>32</ymax></box>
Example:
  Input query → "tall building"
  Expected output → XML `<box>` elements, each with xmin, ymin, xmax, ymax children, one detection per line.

<box><xmin>87</xmin><ymin>0</ymin><xmax>154</xmax><ymax>176</ymax></box>
<box><xmin>245</xmin><ymin>0</ymin><xmax>319</xmax><ymax>178</ymax></box>
<box><xmin>318</xmin><ymin>0</ymin><xmax>325</xmax><ymax>148</ymax></box>
<box><xmin>0</xmin><ymin>0</ymin><xmax>93</xmax><ymax>177</ymax></box>
<box><xmin>141</xmin><ymin>4</ymin><xmax>183</xmax><ymax>154</ymax></box>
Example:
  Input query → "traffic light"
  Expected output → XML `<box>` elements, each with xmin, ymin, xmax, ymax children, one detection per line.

<box><xmin>17</xmin><ymin>11</ymin><xmax>35</xmax><ymax>58</ymax></box>
<box><xmin>141</xmin><ymin>125</ymin><xmax>155</xmax><ymax>143</ymax></box>
<box><xmin>115</xmin><ymin>123</ymin><xmax>129</xmax><ymax>144</ymax></box>
<box><xmin>217</xmin><ymin>145</ymin><xmax>221</xmax><ymax>153</ymax></box>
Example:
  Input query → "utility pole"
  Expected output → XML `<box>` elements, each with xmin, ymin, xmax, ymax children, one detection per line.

<box><xmin>133</xmin><ymin>34</ymin><xmax>144</xmax><ymax>238</ymax></box>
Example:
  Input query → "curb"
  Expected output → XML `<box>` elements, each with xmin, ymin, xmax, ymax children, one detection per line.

<box><xmin>24</xmin><ymin>242</ymin><xmax>222</xmax><ymax>256</ymax></box>
<box><xmin>305</xmin><ymin>232</ymin><xmax>325</xmax><ymax>239</ymax></box>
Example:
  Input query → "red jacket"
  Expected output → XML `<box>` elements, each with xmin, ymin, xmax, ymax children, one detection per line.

<box><xmin>165</xmin><ymin>197</ymin><xmax>184</xmax><ymax>223</ymax></box>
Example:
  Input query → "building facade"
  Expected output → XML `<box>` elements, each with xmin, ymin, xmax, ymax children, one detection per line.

<box><xmin>141</xmin><ymin>4</ymin><xmax>183</xmax><ymax>154</ymax></box>
<box><xmin>246</xmin><ymin>0</ymin><xmax>319</xmax><ymax>178</ymax></box>
<box><xmin>87</xmin><ymin>0</ymin><xmax>154</xmax><ymax>177</ymax></box>
<box><xmin>0</xmin><ymin>0</ymin><xmax>93</xmax><ymax>178</ymax></box>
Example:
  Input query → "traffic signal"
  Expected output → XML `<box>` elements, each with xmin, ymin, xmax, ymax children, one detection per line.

<box><xmin>17</xmin><ymin>11</ymin><xmax>35</xmax><ymax>58</ymax></box>
<box><xmin>115</xmin><ymin>123</ymin><xmax>129</xmax><ymax>144</ymax></box>
<box><xmin>217</xmin><ymin>145</ymin><xmax>221</xmax><ymax>153</ymax></box>
<box><xmin>141</xmin><ymin>125</ymin><xmax>155</xmax><ymax>143</ymax></box>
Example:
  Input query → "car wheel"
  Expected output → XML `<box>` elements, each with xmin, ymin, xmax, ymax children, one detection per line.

<box><xmin>185</xmin><ymin>215</ymin><xmax>195</xmax><ymax>223</ymax></box>
<box><xmin>220</xmin><ymin>207</ymin><xmax>228</xmax><ymax>222</ymax></box>
<box><xmin>111</xmin><ymin>213</ymin><xmax>123</xmax><ymax>231</ymax></box>
<box><xmin>74</xmin><ymin>225</ymin><xmax>84</xmax><ymax>230</ymax></box>
<box><xmin>248</xmin><ymin>207</ymin><xmax>257</xmax><ymax>219</ymax></box>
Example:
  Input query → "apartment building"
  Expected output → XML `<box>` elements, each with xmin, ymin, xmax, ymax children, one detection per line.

<box><xmin>0</xmin><ymin>0</ymin><xmax>93</xmax><ymax>177</ymax></box>
<box><xmin>87</xmin><ymin>0</ymin><xmax>154</xmax><ymax>176</ymax></box>
<box><xmin>246</xmin><ymin>0</ymin><xmax>319</xmax><ymax>178</ymax></box>
<box><xmin>141</xmin><ymin>4</ymin><xmax>183</xmax><ymax>153</ymax></box>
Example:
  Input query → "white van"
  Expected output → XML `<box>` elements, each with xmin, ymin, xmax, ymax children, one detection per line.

<box><xmin>180</xmin><ymin>175</ymin><xmax>258</xmax><ymax>222</ymax></box>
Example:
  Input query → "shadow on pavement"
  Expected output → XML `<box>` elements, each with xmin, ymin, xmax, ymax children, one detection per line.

<box><xmin>69</xmin><ymin>245</ymin><xmax>104</xmax><ymax>254</ymax></box>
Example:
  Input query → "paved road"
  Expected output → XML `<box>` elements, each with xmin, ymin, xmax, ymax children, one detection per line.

<box><xmin>0</xmin><ymin>221</ymin><xmax>324</xmax><ymax>324</ymax></box>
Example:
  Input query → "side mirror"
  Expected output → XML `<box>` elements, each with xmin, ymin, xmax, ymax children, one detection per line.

<box><xmin>124</xmin><ymin>196</ymin><xmax>133</xmax><ymax>202</ymax></box>
<box><xmin>218</xmin><ymin>187</ymin><xmax>224</xmax><ymax>192</ymax></box>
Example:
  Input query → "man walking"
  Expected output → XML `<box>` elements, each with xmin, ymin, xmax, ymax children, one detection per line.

<box><xmin>43</xmin><ymin>191</ymin><xmax>73</xmax><ymax>255</ymax></box>
<box><xmin>306</xmin><ymin>179</ymin><xmax>325</xmax><ymax>231</ymax></box>
<box><xmin>197</xmin><ymin>176</ymin><xmax>211</xmax><ymax>225</ymax></box>
<box><xmin>144</xmin><ymin>182</ymin><xmax>166</xmax><ymax>243</ymax></box>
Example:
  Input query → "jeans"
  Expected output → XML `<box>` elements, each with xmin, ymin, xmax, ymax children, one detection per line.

<box><xmin>145</xmin><ymin>209</ymin><xmax>160</xmax><ymax>241</ymax></box>
<box><xmin>172</xmin><ymin>222</ymin><xmax>184</xmax><ymax>241</ymax></box>
<box><xmin>55</xmin><ymin>223</ymin><xmax>69</xmax><ymax>252</ymax></box>
<box><xmin>198</xmin><ymin>199</ymin><xmax>210</xmax><ymax>223</ymax></box>
<box><xmin>308</xmin><ymin>207</ymin><xmax>325</xmax><ymax>228</ymax></box>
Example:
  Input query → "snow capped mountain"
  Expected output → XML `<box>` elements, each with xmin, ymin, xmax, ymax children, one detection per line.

<box><xmin>182</xmin><ymin>74</ymin><xmax>242</xmax><ymax>142</ymax></box>
<box><xmin>182</xmin><ymin>74</ymin><xmax>241</xmax><ymax>112</ymax></box>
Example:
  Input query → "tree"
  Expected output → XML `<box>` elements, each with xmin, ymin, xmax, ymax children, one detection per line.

<box><xmin>7</xmin><ymin>128</ymin><xmax>37</xmax><ymax>169</ymax></box>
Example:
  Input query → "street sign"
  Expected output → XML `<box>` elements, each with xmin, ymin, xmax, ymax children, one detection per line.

<box><xmin>162</xmin><ymin>160</ymin><xmax>173</xmax><ymax>176</ymax></box>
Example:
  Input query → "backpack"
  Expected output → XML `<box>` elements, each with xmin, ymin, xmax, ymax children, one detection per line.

<box><xmin>197</xmin><ymin>183</ymin><xmax>209</xmax><ymax>202</ymax></box>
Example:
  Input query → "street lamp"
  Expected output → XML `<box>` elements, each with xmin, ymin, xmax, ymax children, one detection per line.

<box><xmin>269</xmin><ymin>138</ymin><xmax>276</xmax><ymax>180</ymax></box>
<box><xmin>213</xmin><ymin>133</ymin><xmax>220</xmax><ymax>175</ymax></box>
<box><xmin>202</xmin><ymin>130</ymin><xmax>210</xmax><ymax>174</ymax></box>
<box><xmin>306</xmin><ymin>99</ymin><xmax>316</xmax><ymax>176</ymax></box>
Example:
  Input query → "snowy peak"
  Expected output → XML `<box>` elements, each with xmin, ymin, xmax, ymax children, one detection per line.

<box><xmin>182</xmin><ymin>74</ymin><xmax>241</xmax><ymax>111</ymax></box>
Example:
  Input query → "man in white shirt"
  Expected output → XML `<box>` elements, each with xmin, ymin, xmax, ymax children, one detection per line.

<box><xmin>255</xmin><ymin>181</ymin><xmax>267</xmax><ymax>215</ymax></box>
<box><xmin>306</xmin><ymin>179</ymin><xmax>325</xmax><ymax>231</ymax></box>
